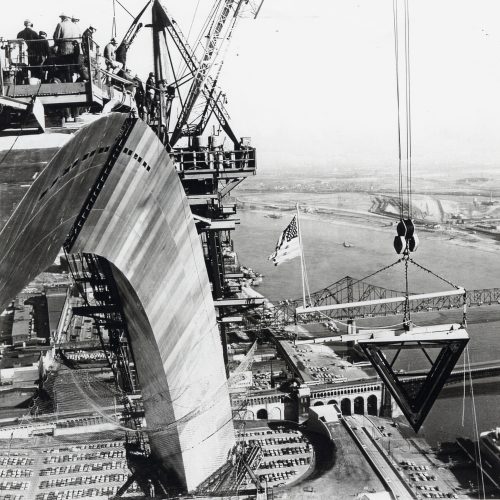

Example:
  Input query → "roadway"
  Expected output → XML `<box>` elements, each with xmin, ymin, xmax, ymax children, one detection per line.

<box><xmin>273</xmin><ymin>420</ymin><xmax>386</xmax><ymax>499</ymax></box>
<box><xmin>344</xmin><ymin>416</ymin><xmax>415</xmax><ymax>499</ymax></box>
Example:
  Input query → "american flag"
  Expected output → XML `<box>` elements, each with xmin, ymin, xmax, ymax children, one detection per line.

<box><xmin>268</xmin><ymin>215</ymin><xmax>301</xmax><ymax>266</ymax></box>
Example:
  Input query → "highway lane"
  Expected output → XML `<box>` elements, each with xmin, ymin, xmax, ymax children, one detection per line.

<box><xmin>344</xmin><ymin>416</ymin><xmax>416</xmax><ymax>499</ymax></box>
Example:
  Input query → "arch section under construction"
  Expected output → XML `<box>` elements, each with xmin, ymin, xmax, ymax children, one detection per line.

<box><xmin>0</xmin><ymin>113</ymin><xmax>235</xmax><ymax>492</ymax></box>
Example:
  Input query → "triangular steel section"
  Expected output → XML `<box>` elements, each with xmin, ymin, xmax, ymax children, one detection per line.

<box><xmin>358</xmin><ymin>325</ymin><xmax>469</xmax><ymax>432</ymax></box>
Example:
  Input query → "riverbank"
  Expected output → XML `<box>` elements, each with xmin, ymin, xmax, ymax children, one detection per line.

<box><xmin>236</xmin><ymin>194</ymin><xmax>500</xmax><ymax>256</ymax></box>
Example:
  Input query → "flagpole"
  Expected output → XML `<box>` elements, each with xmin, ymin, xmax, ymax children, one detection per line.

<box><xmin>296</xmin><ymin>202</ymin><xmax>307</xmax><ymax>309</ymax></box>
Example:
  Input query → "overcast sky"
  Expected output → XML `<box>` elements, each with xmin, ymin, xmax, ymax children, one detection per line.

<box><xmin>2</xmin><ymin>0</ymin><xmax>500</xmax><ymax>173</ymax></box>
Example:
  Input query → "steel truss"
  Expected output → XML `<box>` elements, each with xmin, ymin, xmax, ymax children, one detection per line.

<box><xmin>253</xmin><ymin>276</ymin><xmax>500</xmax><ymax>328</ymax></box>
<box><xmin>66</xmin><ymin>253</ymin><xmax>160</xmax><ymax>498</ymax></box>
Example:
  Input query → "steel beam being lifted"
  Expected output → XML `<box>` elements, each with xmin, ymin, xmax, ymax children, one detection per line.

<box><xmin>296</xmin><ymin>288</ymin><xmax>466</xmax><ymax>315</ymax></box>
<box><xmin>357</xmin><ymin>324</ymin><xmax>469</xmax><ymax>432</ymax></box>
<box><xmin>293</xmin><ymin>281</ymin><xmax>469</xmax><ymax>433</ymax></box>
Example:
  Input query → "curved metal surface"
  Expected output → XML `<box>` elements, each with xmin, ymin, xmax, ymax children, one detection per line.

<box><xmin>0</xmin><ymin>113</ymin><xmax>234</xmax><ymax>491</ymax></box>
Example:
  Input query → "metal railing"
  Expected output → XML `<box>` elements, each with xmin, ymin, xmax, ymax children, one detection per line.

<box><xmin>173</xmin><ymin>147</ymin><xmax>256</xmax><ymax>172</ymax></box>
<box><xmin>0</xmin><ymin>36</ymin><xmax>135</xmax><ymax>96</ymax></box>
<box><xmin>0</xmin><ymin>36</ymin><xmax>101</xmax><ymax>85</ymax></box>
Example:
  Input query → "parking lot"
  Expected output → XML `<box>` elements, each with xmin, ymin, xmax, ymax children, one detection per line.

<box><xmin>0</xmin><ymin>438</ymin><xmax>138</xmax><ymax>500</ymax></box>
<box><xmin>239</xmin><ymin>424</ymin><xmax>313</xmax><ymax>488</ymax></box>
<box><xmin>401</xmin><ymin>460</ymin><xmax>458</xmax><ymax>499</ymax></box>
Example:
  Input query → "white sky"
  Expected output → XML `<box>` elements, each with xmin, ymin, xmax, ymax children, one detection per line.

<box><xmin>2</xmin><ymin>0</ymin><xmax>500</xmax><ymax>172</ymax></box>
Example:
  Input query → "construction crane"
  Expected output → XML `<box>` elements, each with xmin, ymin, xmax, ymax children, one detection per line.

<box><xmin>168</xmin><ymin>0</ymin><xmax>246</xmax><ymax>146</ymax></box>
<box><xmin>146</xmin><ymin>0</ymin><xmax>258</xmax><ymax>314</ymax></box>
<box><xmin>106</xmin><ymin>1</ymin><xmax>257</xmax><ymax>311</ymax></box>
<box><xmin>115</xmin><ymin>1</ymin><xmax>152</xmax><ymax>70</ymax></box>
<box><xmin>108</xmin><ymin>0</ymin><xmax>244</xmax><ymax>147</ymax></box>
<box><xmin>150</xmin><ymin>0</ymin><xmax>251</xmax><ymax>148</ymax></box>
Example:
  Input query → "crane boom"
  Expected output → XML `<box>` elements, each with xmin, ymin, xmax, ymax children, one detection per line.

<box><xmin>168</xmin><ymin>0</ymin><xmax>245</xmax><ymax>146</ymax></box>
<box><xmin>152</xmin><ymin>0</ymin><xmax>240</xmax><ymax>146</ymax></box>
<box><xmin>116</xmin><ymin>1</ymin><xmax>152</xmax><ymax>69</ymax></box>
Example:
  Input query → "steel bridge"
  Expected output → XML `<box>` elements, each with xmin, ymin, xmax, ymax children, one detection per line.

<box><xmin>252</xmin><ymin>276</ymin><xmax>500</xmax><ymax>328</ymax></box>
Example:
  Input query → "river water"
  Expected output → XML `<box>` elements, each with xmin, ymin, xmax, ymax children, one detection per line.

<box><xmin>233</xmin><ymin>208</ymin><xmax>500</xmax><ymax>445</ymax></box>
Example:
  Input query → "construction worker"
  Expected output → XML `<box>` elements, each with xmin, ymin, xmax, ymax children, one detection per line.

<box><xmin>33</xmin><ymin>31</ymin><xmax>50</xmax><ymax>80</ymax></box>
<box><xmin>146</xmin><ymin>71</ymin><xmax>155</xmax><ymax>92</ymax></box>
<box><xmin>17</xmin><ymin>19</ymin><xmax>38</xmax><ymax>41</ymax></box>
<box><xmin>145</xmin><ymin>72</ymin><xmax>156</xmax><ymax>122</ymax></box>
<box><xmin>103</xmin><ymin>38</ymin><xmax>123</xmax><ymax>74</ymax></box>
<box><xmin>116</xmin><ymin>40</ymin><xmax>129</xmax><ymax>69</ymax></box>
<box><xmin>53</xmin><ymin>13</ymin><xmax>80</xmax><ymax>83</ymax></box>
<box><xmin>133</xmin><ymin>75</ymin><xmax>145</xmax><ymax>120</ymax></box>
<box><xmin>16</xmin><ymin>20</ymin><xmax>39</xmax><ymax>71</ymax></box>
<box><xmin>53</xmin><ymin>13</ymin><xmax>79</xmax><ymax>56</ymax></box>
<box><xmin>37</xmin><ymin>32</ymin><xmax>50</xmax><ymax>59</ymax></box>
<box><xmin>82</xmin><ymin>26</ymin><xmax>97</xmax><ymax>56</ymax></box>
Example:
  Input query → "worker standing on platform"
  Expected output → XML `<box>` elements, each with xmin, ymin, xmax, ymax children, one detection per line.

<box><xmin>16</xmin><ymin>20</ymin><xmax>39</xmax><ymax>72</ymax></box>
<box><xmin>53</xmin><ymin>13</ymin><xmax>80</xmax><ymax>83</ymax></box>
<box><xmin>53</xmin><ymin>13</ymin><xmax>79</xmax><ymax>56</ymax></box>
<box><xmin>133</xmin><ymin>75</ymin><xmax>145</xmax><ymax>119</ymax></box>
<box><xmin>71</xmin><ymin>15</ymin><xmax>82</xmax><ymax>61</ymax></box>
<box><xmin>17</xmin><ymin>19</ymin><xmax>38</xmax><ymax>41</ymax></box>
<box><xmin>34</xmin><ymin>31</ymin><xmax>50</xmax><ymax>81</ymax></box>
<box><xmin>36</xmin><ymin>32</ymin><xmax>50</xmax><ymax>60</ymax></box>
<box><xmin>104</xmin><ymin>38</ymin><xmax>123</xmax><ymax>74</ymax></box>
<box><xmin>82</xmin><ymin>26</ymin><xmax>96</xmax><ymax>56</ymax></box>
<box><xmin>146</xmin><ymin>71</ymin><xmax>155</xmax><ymax>91</ymax></box>
<box><xmin>145</xmin><ymin>72</ymin><xmax>156</xmax><ymax>122</ymax></box>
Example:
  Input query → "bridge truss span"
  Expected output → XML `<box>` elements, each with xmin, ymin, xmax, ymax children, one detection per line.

<box><xmin>255</xmin><ymin>276</ymin><xmax>500</xmax><ymax>328</ymax></box>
